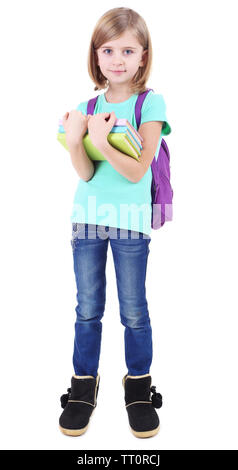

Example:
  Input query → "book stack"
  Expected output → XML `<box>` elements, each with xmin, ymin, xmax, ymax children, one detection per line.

<box><xmin>57</xmin><ymin>117</ymin><xmax>143</xmax><ymax>161</ymax></box>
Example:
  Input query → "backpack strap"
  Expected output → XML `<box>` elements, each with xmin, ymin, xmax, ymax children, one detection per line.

<box><xmin>135</xmin><ymin>88</ymin><xmax>154</xmax><ymax>129</ymax></box>
<box><xmin>87</xmin><ymin>96</ymin><xmax>99</xmax><ymax>114</ymax></box>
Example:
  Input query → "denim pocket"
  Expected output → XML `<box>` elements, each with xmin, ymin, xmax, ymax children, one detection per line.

<box><xmin>71</xmin><ymin>237</ymin><xmax>77</xmax><ymax>251</ymax></box>
<box><xmin>147</xmin><ymin>238</ymin><xmax>151</xmax><ymax>254</ymax></box>
<box><xmin>71</xmin><ymin>223</ymin><xmax>82</xmax><ymax>250</ymax></box>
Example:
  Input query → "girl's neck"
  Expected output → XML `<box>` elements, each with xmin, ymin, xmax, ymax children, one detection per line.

<box><xmin>105</xmin><ymin>86</ymin><xmax>133</xmax><ymax>104</ymax></box>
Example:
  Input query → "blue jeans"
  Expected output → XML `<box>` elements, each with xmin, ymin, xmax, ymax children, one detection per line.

<box><xmin>71</xmin><ymin>223</ymin><xmax>152</xmax><ymax>378</ymax></box>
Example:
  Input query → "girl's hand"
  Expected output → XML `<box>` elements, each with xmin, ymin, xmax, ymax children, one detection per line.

<box><xmin>87</xmin><ymin>111</ymin><xmax>117</xmax><ymax>148</ymax></box>
<box><xmin>62</xmin><ymin>110</ymin><xmax>90</xmax><ymax>149</ymax></box>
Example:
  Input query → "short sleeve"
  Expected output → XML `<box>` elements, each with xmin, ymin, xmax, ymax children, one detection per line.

<box><xmin>76</xmin><ymin>100</ymin><xmax>88</xmax><ymax>115</ymax></box>
<box><xmin>140</xmin><ymin>92</ymin><xmax>171</xmax><ymax>135</ymax></box>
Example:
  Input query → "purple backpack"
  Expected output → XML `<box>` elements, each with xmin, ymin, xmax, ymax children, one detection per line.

<box><xmin>87</xmin><ymin>88</ymin><xmax>173</xmax><ymax>229</ymax></box>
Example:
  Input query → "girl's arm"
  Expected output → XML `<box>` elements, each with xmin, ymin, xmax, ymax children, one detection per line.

<box><xmin>62</xmin><ymin>110</ymin><xmax>94</xmax><ymax>181</ymax></box>
<box><xmin>69</xmin><ymin>139</ymin><xmax>95</xmax><ymax>182</ymax></box>
<box><xmin>96</xmin><ymin>121</ymin><xmax>163</xmax><ymax>183</ymax></box>
<box><xmin>96</xmin><ymin>141</ymin><xmax>141</xmax><ymax>183</ymax></box>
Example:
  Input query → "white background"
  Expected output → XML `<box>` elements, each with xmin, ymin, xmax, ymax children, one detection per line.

<box><xmin>0</xmin><ymin>0</ymin><xmax>237</xmax><ymax>451</ymax></box>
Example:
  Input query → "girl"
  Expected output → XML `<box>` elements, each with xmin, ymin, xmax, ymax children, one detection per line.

<box><xmin>59</xmin><ymin>7</ymin><xmax>171</xmax><ymax>439</ymax></box>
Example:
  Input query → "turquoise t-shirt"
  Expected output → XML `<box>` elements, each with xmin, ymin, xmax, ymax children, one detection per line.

<box><xmin>70</xmin><ymin>91</ymin><xmax>171</xmax><ymax>236</ymax></box>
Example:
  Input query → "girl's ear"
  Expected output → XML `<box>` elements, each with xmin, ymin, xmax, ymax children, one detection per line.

<box><xmin>140</xmin><ymin>49</ymin><xmax>148</xmax><ymax>67</ymax></box>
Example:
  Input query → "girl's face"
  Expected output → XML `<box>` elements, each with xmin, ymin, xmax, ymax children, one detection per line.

<box><xmin>96</xmin><ymin>30</ymin><xmax>147</xmax><ymax>89</ymax></box>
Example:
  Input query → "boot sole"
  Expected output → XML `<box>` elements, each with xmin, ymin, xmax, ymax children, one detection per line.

<box><xmin>59</xmin><ymin>408</ymin><xmax>95</xmax><ymax>437</ymax></box>
<box><xmin>130</xmin><ymin>424</ymin><xmax>160</xmax><ymax>438</ymax></box>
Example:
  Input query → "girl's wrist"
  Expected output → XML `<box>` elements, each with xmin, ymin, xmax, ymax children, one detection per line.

<box><xmin>67</xmin><ymin>135</ymin><xmax>84</xmax><ymax>151</ymax></box>
<box><xmin>90</xmin><ymin>136</ymin><xmax>108</xmax><ymax>151</ymax></box>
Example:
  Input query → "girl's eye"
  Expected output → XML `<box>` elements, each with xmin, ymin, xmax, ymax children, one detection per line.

<box><xmin>103</xmin><ymin>49</ymin><xmax>133</xmax><ymax>55</ymax></box>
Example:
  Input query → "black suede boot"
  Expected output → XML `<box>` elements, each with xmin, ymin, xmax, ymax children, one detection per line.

<box><xmin>59</xmin><ymin>374</ymin><xmax>100</xmax><ymax>436</ymax></box>
<box><xmin>122</xmin><ymin>373</ymin><xmax>163</xmax><ymax>438</ymax></box>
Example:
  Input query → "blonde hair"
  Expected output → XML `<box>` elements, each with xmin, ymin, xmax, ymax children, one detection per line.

<box><xmin>87</xmin><ymin>7</ymin><xmax>153</xmax><ymax>95</ymax></box>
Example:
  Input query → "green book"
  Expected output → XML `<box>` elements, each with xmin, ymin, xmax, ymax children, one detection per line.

<box><xmin>57</xmin><ymin>131</ymin><xmax>141</xmax><ymax>161</ymax></box>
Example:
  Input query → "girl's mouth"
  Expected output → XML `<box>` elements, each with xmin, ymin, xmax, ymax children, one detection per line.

<box><xmin>110</xmin><ymin>71</ymin><xmax>125</xmax><ymax>74</ymax></box>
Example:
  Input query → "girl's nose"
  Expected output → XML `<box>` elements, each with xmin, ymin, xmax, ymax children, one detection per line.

<box><xmin>112</xmin><ymin>54</ymin><xmax>124</xmax><ymax>65</ymax></box>
<box><xmin>112</xmin><ymin>62</ymin><xmax>124</xmax><ymax>68</ymax></box>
